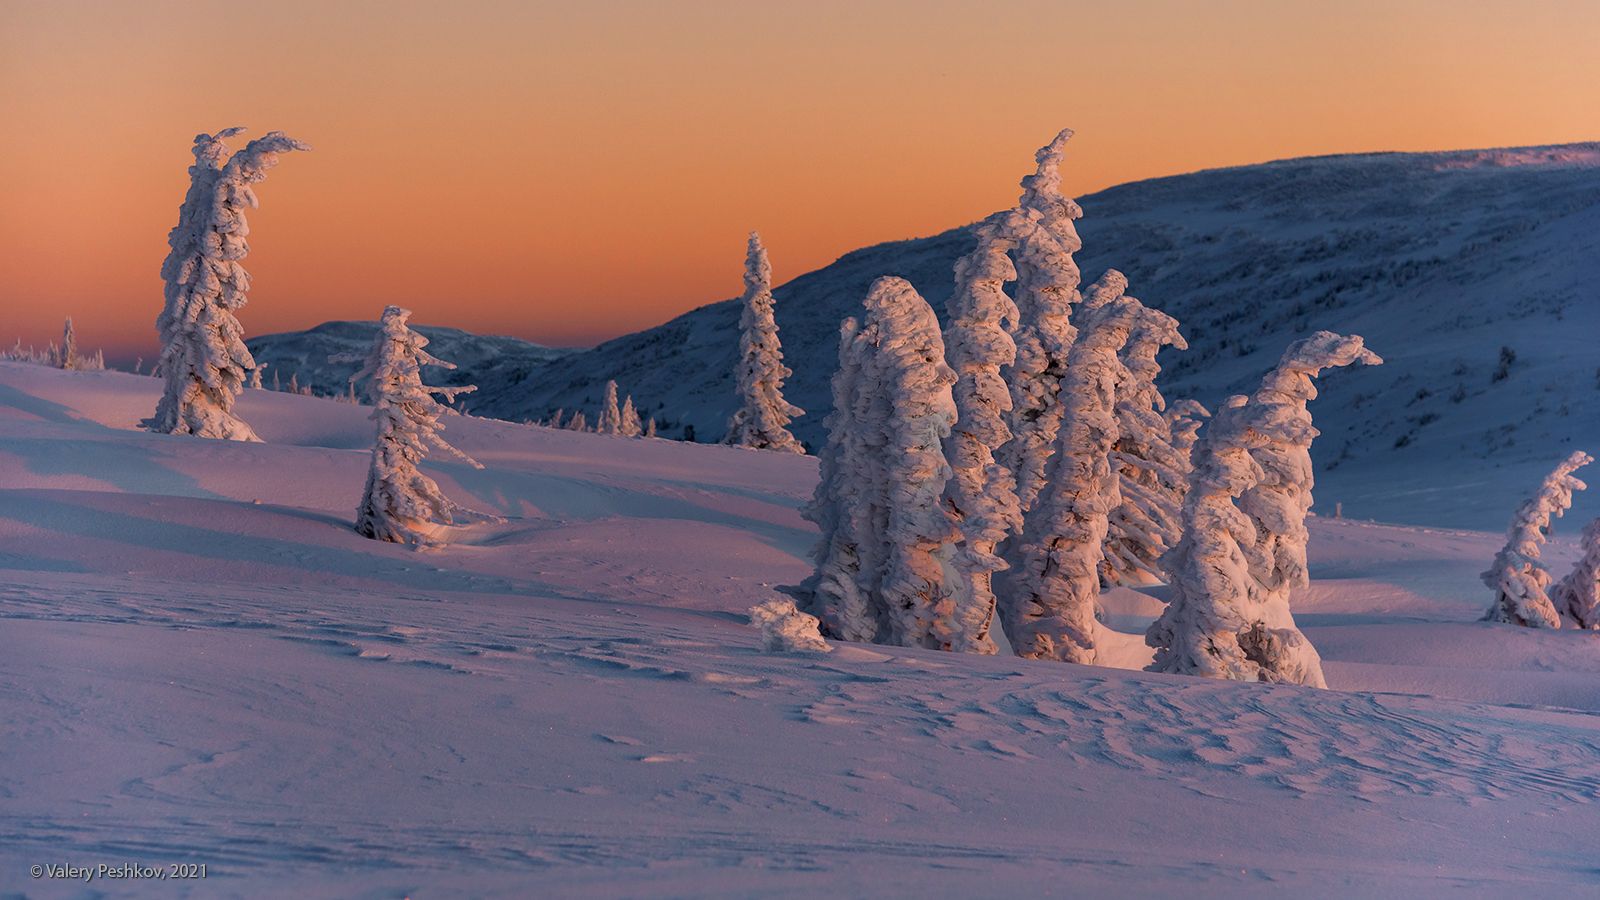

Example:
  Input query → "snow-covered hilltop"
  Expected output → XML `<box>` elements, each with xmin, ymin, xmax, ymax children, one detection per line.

<box><xmin>247</xmin><ymin>320</ymin><xmax>574</xmax><ymax>397</ymax></box>
<box><xmin>267</xmin><ymin>142</ymin><xmax>1593</xmax><ymax>530</ymax></box>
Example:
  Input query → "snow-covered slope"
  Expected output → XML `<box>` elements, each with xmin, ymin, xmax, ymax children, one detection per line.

<box><xmin>5</xmin><ymin>363</ymin><xmax>1600</xmax><ymax>896</ymax></box>
<box><xmin>246</xmin><ymin>319</ymin><xmax>575</xmax><ymax>397</ymax></box>
<box><xmin>460</xmin><ymin>143</ymin><xmax>1600</xmax><ymax>529</ymax></box>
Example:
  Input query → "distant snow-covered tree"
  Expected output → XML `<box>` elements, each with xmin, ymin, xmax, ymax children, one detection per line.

<box><xmin>999</xmin><ymin>294</ymin><xmax>1151</xmax><ymax>663</ymax></box>
<box><xmin>938</xmin><ymin>213</ymin><xmax>1023</xmax><ymax>654</ymax></box>
<box><xmin>724</xmin><ymin>232</ymin><xmax>806</xmax><ymax>453</ymax></box>
<box><xmin>1102</xmin><ymin>272</ymin><xmax>1191</xmax><ymax>586</ymax></box>
<box><xmin>60</xmin><ymin>318</ymin><xmax>77</xmax><ymax>370</ymax></box>
<box><xmin>596</xmin><ymin>380</ymin><xmax>622</xmax><ymax>435</ymax></box>
<box><xmin>548</xmin><ymin>408</ymin><xmax>565</xmax><ymax>429</ymax></box>
<box><xmin>1554</xmin><ymin>516</ymin><xmax>1600</xmax><ymax>630</ymax></box>
<box><xmin>1147</xmin><ymin>332</ymin><xmax>1381</xmax><ymax>687</ymax></box>
<box><xmin>566</xmin><ymin>411</ymin><xmax>588</xmax><ymax>432</ymax></box>
<box><xmin>997</xmin><ymin>129</ymin><xmax>1085</xmax><ymax>514</ymax></box>
<box><xmin>352</xmin><ymin>305</ymin><xmax>486</xmax><ymax>547</ymax></box>
<box><xmin>644</xmin><ymin>417</ymin><xmax>657</xmax><ymax>438</ymax></box>
<box><xmin>1484</xmin><ymin>451</ymin><xmax>1592</xmax><ymax>628</ymax></box>
<box><xmin>145</xmin><ymin>128</ymin><xmax>309</xmax><ymax>441</ymax></box>
<box><xmin>620</xmin><ymin>395</ymin><xmax>643</xmax><ymax>437</ymax></box>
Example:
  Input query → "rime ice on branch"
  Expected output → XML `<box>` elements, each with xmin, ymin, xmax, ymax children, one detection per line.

<box><xmin>749</xmin><ymin>598</ymin><xmax>831</xmax><ymax>653</ymax></box>
<box><xmin>1000</xmin><ymin>294</ymin><xmax>1165</xmax><ymax>663</ymax></box>
<box><xmin>352</xmin><ymin>306</ymin><xmax>486</xmax><ymax>547</ymax></box>
<box><xmin>1147</xmin><ymin>332</ymin><xmax>1381</xmax><ymax>687</ymax></box>
<box><xmin>145</xmin><ymin>128</ymin><xmax>309</xmax><ymax>441</ymax></box>
<box><xmin>725</xmin><ymin>232</ymin><xmax>806</xmax><ymax>453</ymax></box>
<box><xmin>1554</xmin><ymin>517</ymin><xmax>1600</xmax><ymax>630</ymax></box>
<box><xmin>1165</xmin><ymin>399</ymin><xmax>1211</xmax><ymax>462</ymax></box>
<box><xmin>1484</xmin><ymin>452</ymin><xmax>1592</xmax><ymax>628</ymax></box>
<box><xmin>998</xmin><ymin>130</ymin><xmax>1085</xmax><ymax>514</ymax></box>
<box><xmin>938</xmin><ymin>212</ymin><xmax>1024</xmax><ymax>654</ymax></box>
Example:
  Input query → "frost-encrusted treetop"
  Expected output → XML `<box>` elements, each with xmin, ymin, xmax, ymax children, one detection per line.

<box><xmin>938</xmin><ymin>211</ymin><xmax>1023</xmax><ymax>654</ymax></box>
<box><xmin>145</xmin><ymin>128</ymin><xmax>309</xmax><ymax>441</ymax></box>
<box><xmin>725</xmin><ymin>232</ymin><xmax>806</xmax><ymax>453</ymax></box>
<box><xmin>596</xmin><ymin>380</ymin><xmax>623</xmax><ymax>435</ymax></box>
<box><xmin>1165</xmin><ymin>399</ymin><xmax>1211</xmax><ymax>460</ymax></box>
<box><xmin>1484</xmin><ymin>451</ymin><xmax>1592</xmax><ymax>628</ymax></box>
<box><xmin>353</xmin><ymin>306</ymin><xmax>486</xmax><ymax>548</ymax></box>
<box><xmin>1554</xmin><ymin>517</ymin><xmax>1600</xmax><ymax>630</ymax></box>
<box><xmin>998</xmin><ymin>131</ymin><xmax>1086</xmax><ymax>514</ymax></box>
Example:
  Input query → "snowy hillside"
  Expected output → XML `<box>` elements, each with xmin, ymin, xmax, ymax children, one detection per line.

<box><xmin>444</xmin><ymin>142</ymin><xmax>1600</xmax><ymax>530</ymax></box>
<box><xmin>5</xmin><ymin>363</ymin><xmax>1600</xmax><ymax>895</ymax></box>
<box><xmin>246</xmin><ymin>319</ymin><xmax>574</xmax><ymax>397</ymax></box>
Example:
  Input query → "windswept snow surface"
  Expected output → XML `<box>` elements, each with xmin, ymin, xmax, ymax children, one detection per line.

<box><xmin>4</xmin><ymin>363</ymin><xmax>1600</xmax><ymax>896</ymax></box>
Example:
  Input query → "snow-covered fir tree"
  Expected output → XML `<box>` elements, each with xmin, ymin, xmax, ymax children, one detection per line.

<box><xmin>724</xmin><ymin>232</ymin><xmax>806</xmax><ymax>453</ymax></box>
<box><xmin>1554</xmin><ymin>516</ymin><xmax>1600</xmax><ymax>630</ymax></box>
<box><xmin>145</xmin><ymin>128</ymin><xmax>308</xmax><ymax>441</ymax></box>
<box><xmin>1484</xmin><ymin>451</ymin><xmax>1592</xmax><ymax>628</ymax></box>
<box><xmin>620</xmin><ymin>395</ymin><xmax>643</xmax><ymax>437</ymax></box>
<box><xmin>644</xmin><ymin>417</ymin><xmax>657</xmax><ymax>438</ymax></box>
<box><xmin>352</xmin><ymin>306</ymin><xmax>486</xmax><ymax>547</ymax></box>
<box><xmin>1147</xmin><ymin>332</ymin><xmax>1380</xmax><ymax>686</ymax></box>
<box><xmin>997</xmin><ymin>129</ymin><xmax>1085</xmax><ymax>514</ymax></box>
<box><xmin>60</xmin><ymin>318</ymin><xmax>77</xmax><ymax>370</ymax></box>
<box><xmin>548</xmin><ymin>409</ymin><xmax>565</xmax><ymax>429</ymax></box>
<box><xmin>938</xmin><ymin>213</ymin><xmax>1024</xmax><ymax>654</ymax></box>
<box><xmin>791</xmin><ymin>279</ymin><xmax>959</xmax><ymax>648</ymax></box>
<box><xmin>1000</xmin><ymin>294</ymin><xmax>1162</xmax><ymax>663</ymax></box>
<box><xmin>1102</xmin><ymin>272</ymin><xmax>1191</xmax><ymax>586</ymax></box>
<box><xmin>566</xmin><ymin>411</ymin><xmax>588</xmax><ymax>432</ymax></box>
<box><xmin>596</xmin><ymin>380</ymin><xmax>622</xmax><ymax>435</ymax></box>
<box><xmin>793</xmin><ymin>318</ymin><xmax>876</xmax><ymax>640</ymax></box>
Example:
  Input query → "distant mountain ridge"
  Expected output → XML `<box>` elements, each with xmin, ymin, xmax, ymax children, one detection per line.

<box><xmin>256</xmin><ymin>142</ymin><xmax>1600</xmax><ymax>528</ymax></box>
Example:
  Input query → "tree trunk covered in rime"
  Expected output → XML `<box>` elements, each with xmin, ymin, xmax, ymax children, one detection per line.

<box><xmin>938</xmin><ymin>212</ymin><xmax>1024</xmax><ymax>654</ymax></box>
<box><xmin>1484</xmin><ymin>451</ymin><xmax>1592</xmax><ymax>628</ymax></box>
<box><xmin>725</xmin><ymin>232</ymin><xmax>806</xmax><ymax>453</ymax></box>
<box><xmin>999</xmin><ymin>295</ymin><xmax>1163</xmax><ymax>663</ymax></box>
<box><xmin>1147</xmin><ymin>332</ymin><xmax>1381</xmax><ymax>687</ymax></box>
<box><xmin>352</xmin><ymin>306</ymin><xmax>485</xmax><ymax>548</ymax></box>
<box><xmin>146</xmin><ymin>128</ymin><xmax>308</xmax><ymax>441</ymax></box>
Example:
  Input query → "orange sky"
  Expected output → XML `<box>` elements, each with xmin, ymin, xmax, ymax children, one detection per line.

<box><xmin>1</xmin><ymin>0</ymin><xmax>1597</xmax><ymax>362</ymax></box>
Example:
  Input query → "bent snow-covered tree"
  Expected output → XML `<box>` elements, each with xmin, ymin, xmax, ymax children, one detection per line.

<box><xmin>1554</xmin><ymin>516</ymin><xmax>1600</xmax><ymax>630</ymax></box>
<box><xmin>620</xmin><ymin>395</ymin><xmax>643</xmax><ymax>437</ymax></box>
<box><xmin>1484</xmin><ymin>451</ymin><xmax>1592</xmax><ymax>628</ymax></box>
<box><xmin>1165</xmin><ymin>399</ymin><xmax>1211</xmax><ymax>463</ymax></box>
<box><xmin>353</xmin><ymin>306</ymin><xmax>486</xmax><ymax>547</ymax></box>
<box><xmin>1000</xmin><ymin>294</ymin><xmax>1164</xmax><ymax>663</ymax></box>
<box><xmin>938</xmin><ymin>213</ymin><xmax>1024</xmax><ymax>654</ymax></box>
<box><xmin>1147</xmin><ymin>332</ymin><xmax>1381</xmax><ymax>687</ymax></box>
<box><xmin>1103</xmin><ymin>272</ymin><xmax>1191</xmax><ymax>586</ymax></box>
<box><xmin>725</xmin><ymin>232</ymin><xmax>806</xmax><ymax>453</ymax></box>
<box><xmin>790</xmin><ymin>278</ymin><xmax>959</xmax><ymax>648</ymax></box>
<box><xmin>145</xmin><ymin>128</ymin><xmax>308</xmax><ymax>440</ymax></box>
<box><xmin>997</xmin><ymin>129</ymin><xmax>1085</xmax><ymax>515</ymax></box>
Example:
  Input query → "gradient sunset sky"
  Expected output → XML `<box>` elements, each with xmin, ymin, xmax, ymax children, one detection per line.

<box><xmin>2</xmin><ymin>0</ymin><xmax>1597</xmax><ymax>362</ymax></box>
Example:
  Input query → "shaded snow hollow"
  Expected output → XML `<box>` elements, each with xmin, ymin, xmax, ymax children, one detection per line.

<box><xmin>4</xmin><ymin>363</ymin><xmax>1600</xmax><ymax>896</ymax></box>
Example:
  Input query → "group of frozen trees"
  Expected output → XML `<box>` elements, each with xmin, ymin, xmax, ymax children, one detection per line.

<box><xmin>786</xmin><ymin>128</ymin><xmax>1383</xmax><ymax>688</ymax></box>
<box><xmin>1483</xmin><ymin>451</ymin><xmax>1600</xmax><ymax>630</ymax></box>
<box><xmin>2</xmin><ymin>318</ymin><xmax>107</xmax><ymax>371</ymax></box>
<box><xmin>545</xmin><ymin>380</ymin><xmax>655</xmax><ymax>438</ymax></box>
